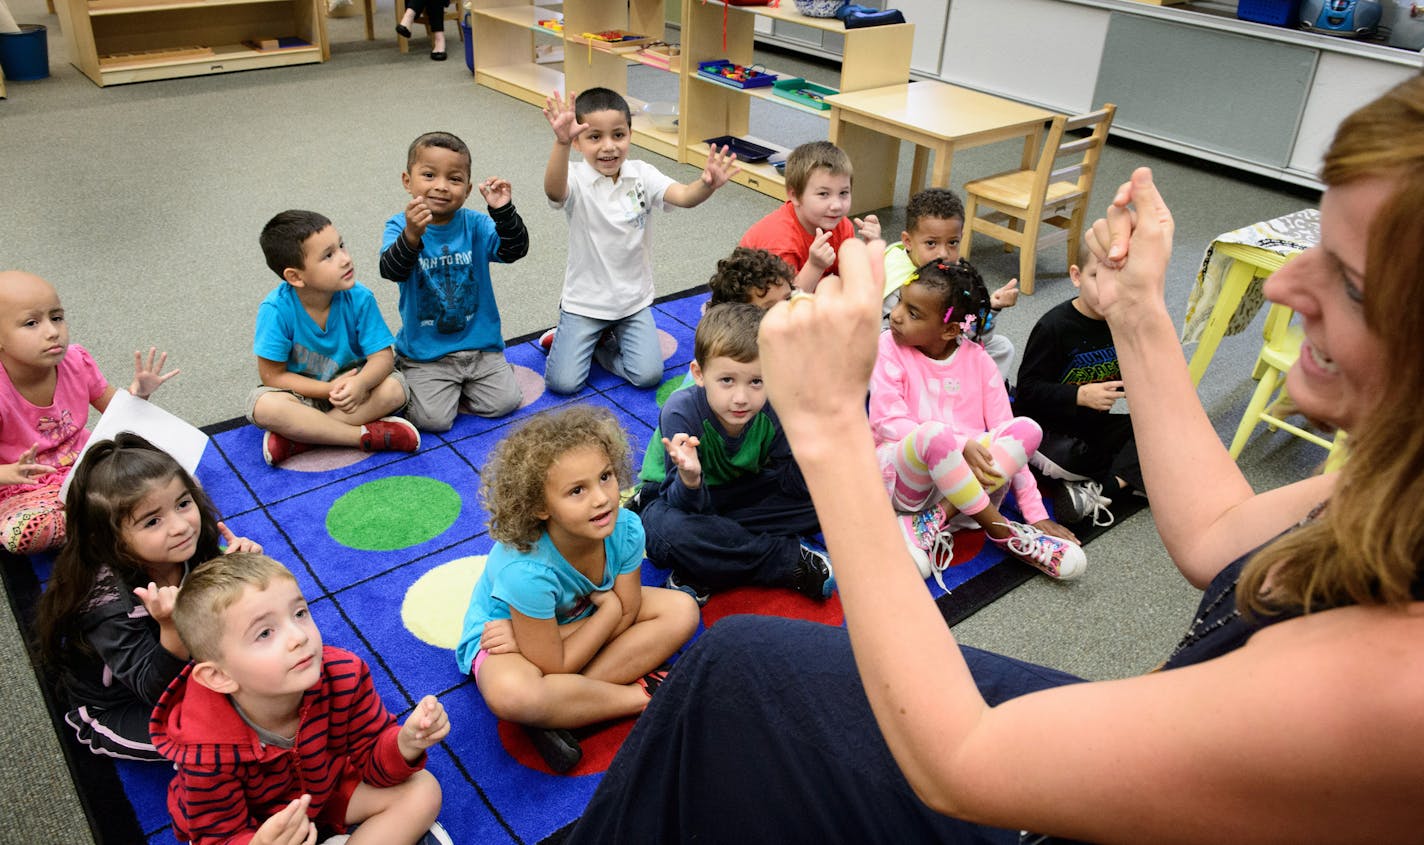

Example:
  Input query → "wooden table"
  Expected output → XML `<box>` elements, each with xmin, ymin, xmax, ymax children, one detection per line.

<box><xmin>826</xmin><ymin>81</ymin><xmax>1060</xmax><ymax>214</ymax></box>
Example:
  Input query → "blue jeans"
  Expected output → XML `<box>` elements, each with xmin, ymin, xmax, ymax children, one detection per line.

<box><xmin>544</xmin><ymin>307</ymin><xmax>663</xmax><ymax>394</ymax></box>
<box><xmin>569</xmin><ymin>615</ymin><xmax>1085</xmax><ymax>844</ymax></box>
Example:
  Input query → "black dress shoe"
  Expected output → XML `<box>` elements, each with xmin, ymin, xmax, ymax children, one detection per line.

<box><xmin>395</xmin><ymin>23</ymin><xmax>412</xmax><ymax>37</ymax></box>
<box><xmin>430</xmin><ymin>50</ymin><xmax>448</xmax><ymax>61</ymax></box>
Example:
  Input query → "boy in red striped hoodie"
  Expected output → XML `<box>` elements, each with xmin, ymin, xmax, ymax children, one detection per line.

<box><xmin>152</xmin><ymin>553</ymin><xmax>452</xmax><ymax>845</ymax></box>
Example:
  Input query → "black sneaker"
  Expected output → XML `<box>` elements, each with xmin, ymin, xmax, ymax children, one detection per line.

<box><xmin>792</xmin><ymin>543</ymin><xmax>835</xmax><ymax>600</ymax></box>
<box><xmin>638</xmin><ymin>663</ymin><xmax>672</xmax><ymax>698</ymax></box>
<box><xmin>665</xmin><ymin>571</ymin><xmax>710</xmax><ymax>606</ymax></box>
<box><xmin>523</xmin><ymin>725</ymin><xmax>582</xmax><ymax>773</ymax></box>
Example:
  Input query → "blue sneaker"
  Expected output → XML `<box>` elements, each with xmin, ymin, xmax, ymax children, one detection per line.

<box><xmin>793</xmin><ymin>543</ymin><xmax>835</xmax><ymax>600</ymax></box>
<box><xmin>665</xmin><ymin>570</ymin><xmax>710</xmax><ymax>606</ymax></box>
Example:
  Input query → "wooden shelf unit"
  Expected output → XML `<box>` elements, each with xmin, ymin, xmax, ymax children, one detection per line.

<box><xmin>58</xmin><ymin>0</ymin><xmax>328</xmax><ymax>86</ymax></box>
<box><xmin>678</xmin><ymin>0</ymin><xmax>913</xmax><ymax>201</ymax></box>
<box><xmin>468</xmin><ymin>0</ymin><xmax>678</xmax><ymax>158</ymax></box>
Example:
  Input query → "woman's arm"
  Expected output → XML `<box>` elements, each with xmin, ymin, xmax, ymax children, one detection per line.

<box><xmin>756</xmin><ymin>237</ymin><xmax>1424</xmax><ymax>842</ymax></box>
<box><xmin>1082</xmin><ymin>168</ymin><xmax>1329</xmax><ymax>585</ymax></box>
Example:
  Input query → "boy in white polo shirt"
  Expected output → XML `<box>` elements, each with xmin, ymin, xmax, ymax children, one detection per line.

<box><xmin>540</xmin><ymin>87</ymin><xmax>740</xmax><ymax>394</ymax></box>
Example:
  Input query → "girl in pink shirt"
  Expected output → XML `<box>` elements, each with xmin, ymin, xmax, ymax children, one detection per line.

<box><xmin>0</xmin><ymin>271</ymin><xmax>177</xmax><ymax>554</ymax></box>
<box><xmin>869</xmin><ymin>260</ymin><xmax>1084</xmax><ymax>585</ymax></box>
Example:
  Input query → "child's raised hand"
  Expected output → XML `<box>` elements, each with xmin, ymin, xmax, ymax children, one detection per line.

<box><xmin>478</xmin><ymin>177</ymin><xmax>513</xmax><ymax>209</ymax></box>
<box><xmin>700</xmin><ymin>144</ymin><xmax>741</xmax><ymax>190</ymax></box>
<box><xmin>990</xmin><ymin>278</ymin><xmax>1020</xmax><ymax>310</ymax></box>
<box><xmin>0</xmin><ymin>444</ymin><xmax>53</xmax><ymax>486</ymax></box>
<box><xmin>853</xmin><ymin>214</ymin><xmax>881</xmax><ymax>242</ymax></box>
<box><xmin>1032</xmin><ymin>518</ymin><xmax>1079</xmax><ymax>545</ymax></box>
<box><xmin>252</xmin><ymin>795</ymin><xmax>316</xmax><ymax>845</ymax></box>
<box><xmin>398</xmin><ymin>695</ymin><xmax>451</xmax><ymax>761</ymax></box>
<box><xmin>1077</xmin><ymin>380</ymin><xmax>1124</xmax><ymax>412</ymax></box>
<box><xmin>961</xmin><ymin>439</ymin><xmax>1004</xmax><ymax>487</ymax></box>
<box><xmin>806</xmin><ymin>228</ymin><xmax>836</xmax><ymax>272</ymax></box>
<box><xmin>480</xmin><ymin>618</ymin><xmax>519</xmax><ymax>654</ymax></box>
<box><xmin>543</xmin><ymin>91</ymin><xmax>588</xmax><ymax>145</ymax></box>
<box><xmin>218</xmin><ymin>521</ymin><xmax>263</xmax><ymax>555</ymax></box>
<box><xmin>662</xmin><ymin>433</ymin><xmax>702</xmax><ymax>486</ymax></box>
<box><xmin>130</xmin><ymin>347</ymin><xmax>180</xmax><ymax>401</ymax></box>
<box><xmin>133</xmin><ymin>581</ymin><xmax>181</xmax><ymax>624</ymax></box>
<box><xmin>403</xmin><ymin>195</ymin><xmax>433</xmax><ymax>244</ymax></box>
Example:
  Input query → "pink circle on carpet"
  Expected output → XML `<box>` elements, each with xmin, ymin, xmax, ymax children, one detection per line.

<box><xmin>658</xmin><ymin>329</ymin><xmax>677</xmax><ymax>361</ymax></box>
<box><xmin>497</xmin><ymin>716</ymin><xmax>635</xmax><ymax>776</ymax></box>
<box><xmin>512</xmin><ymin>365</ymin><xmax>545</xmax><ymax>409</ymax></box>
<box><xmin>279</xmin><ymin>447</ymin><xmax>370</xmax><ymax>473</ymax></box>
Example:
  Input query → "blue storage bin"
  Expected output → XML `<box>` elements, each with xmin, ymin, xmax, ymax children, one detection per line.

<box><xmin>1238</xmin><ymin>0</ymin><xmax>1301</xmax><ymax>26</ymax></box>
<box><xmin>0</xmin><ymin>24</ymin><xmax>49</xmax><ymax>82</ymax></box>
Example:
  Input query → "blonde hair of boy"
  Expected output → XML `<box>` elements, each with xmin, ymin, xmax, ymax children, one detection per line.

<box><xmin>173</xmin><ymin>553</ymin><xmax>299</xmax><ymax>663</ymax></box>
<box><xmin>783</xmin><ymin>141</ymin><xmax>853</xmax><ymax>198</ymax></box>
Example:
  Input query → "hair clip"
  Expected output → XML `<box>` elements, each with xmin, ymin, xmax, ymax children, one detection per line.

<box><xmin>943</xmin><ymin>305</ymin><xmax>955</xmax><ymax>325</ymax></box>
<box><xmin>901</xmin><ymin>271</ymin><xmax>918</xmax><ymax>288</ymax></box>
<box><xmin>959</xmin><ymin>312</ymin><xmax>977</xmax><ymax>335</ymax></box>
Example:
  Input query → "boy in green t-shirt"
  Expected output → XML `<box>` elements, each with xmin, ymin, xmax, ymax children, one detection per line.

<box><xmin>637</xmin><ymin>303</ymin><xmax>833</xmax><ymax>606</ymax></box>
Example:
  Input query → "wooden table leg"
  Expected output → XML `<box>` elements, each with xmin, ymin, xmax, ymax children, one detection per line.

<box><xmin>910</xmin><ymin>146</ymin><xmax>928</xmax><ymax>197</ymax></box>
<box><xmin>1020</xmin><ymin>124</ymin><xmax>1043</xmax><ymax>170</ymax></box>
<box><xmin>363</xmin><ymin>0</ymin><xmax>374</xmax><ymax>39</ymax></box>
<box><xmin>931</xmin><ymin>143</ymin><xmax>953</xmax><ymax>191</ymax></box>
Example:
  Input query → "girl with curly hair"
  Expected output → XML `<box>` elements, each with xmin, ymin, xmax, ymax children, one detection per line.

<box><xmin>33</xmin><ymin>432</ymin><xmax>261</xmax><ymax>760</ymax></box>
<box><xmin>454</xmin><ymin>405</ymin><xmax>698</xmax><ymax>773</ymax></box>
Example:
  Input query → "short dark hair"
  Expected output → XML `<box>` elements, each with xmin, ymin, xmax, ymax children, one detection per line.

<box><xmin>708</xmin><ymin>247</ymin><xmax>794</xmax><ymax>306</ymax></box>
<box><xmin>695</xmin><ymin>302</ymin><xmax>764</xmax><ymax>366</ymax></box>
<box><xmin>259</xmin><ymin>210</ymin><xmax>332</xmax><ymax>279</ymax></box>
<box><xmin>406</xmin><ymin>131</ymin><xmax>472</xmax><ymax>175</ymax></box>
<box><xmin>905</xmin><ymin>188</ymin><xmax>965</xmax><ymax>233</ymax></box>
<box><xmin>574</xmin><ymin>87</ymin><xmax>632</xmax><ymax>127</ymax></box>
<box><xmin>910</xmin><ymin>258</ymin><xmax>991</xmax><ymax>330</ymax></box>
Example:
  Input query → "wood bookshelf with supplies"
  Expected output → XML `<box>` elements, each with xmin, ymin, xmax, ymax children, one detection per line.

<box><xmin>56</xmin><ymin>0</ymin><xmax>328</xmax><ymax>86</ymax></box>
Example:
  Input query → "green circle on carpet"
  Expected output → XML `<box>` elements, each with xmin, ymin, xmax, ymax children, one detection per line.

<box><xmin>326</xmin><ymin>476</ymin><xmax>461</xmax><ymax>551</ymax></box>
<box><xmin>655</xmin><ymin>373</ymin><xmax>687</xmax><ymax>406</ymax></box>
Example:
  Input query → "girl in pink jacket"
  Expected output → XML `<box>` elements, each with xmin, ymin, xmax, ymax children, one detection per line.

<box><xmin>870</xmin><ymin>260</ymin><xmax>1085</xmax><ymax>586</ymax></box>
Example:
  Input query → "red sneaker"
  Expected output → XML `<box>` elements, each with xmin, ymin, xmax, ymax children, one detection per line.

<box><xmin>539</xmin><ymin>328</ymin><xmax>557</xmax><ymax>353</ymax></box>
<box><xmin>360</xmin><ymin>417</ymin><xmax>420</xmax><ymax>453</ymax></box>
<box><xmin>262</xmin><ymin>430</ymin><xmax>312</xmax><ymax>466</ymax></box>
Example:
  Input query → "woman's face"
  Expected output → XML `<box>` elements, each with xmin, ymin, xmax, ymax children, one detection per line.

<box><xmin>1263</xmin><ymin>176</ymin><xmax>1392</xmax><ymax>434</ymax></box>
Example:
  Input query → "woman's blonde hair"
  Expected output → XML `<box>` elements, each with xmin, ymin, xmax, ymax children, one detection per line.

<box><xmin>481</xmin><ymin>405</ymin><xmax>633</xmax><ymax>551</ymax></box>
<box><xmin>1241</xmin><ymin>76</ymin><xmax>1424</xmax><ymax>614</ymax></box>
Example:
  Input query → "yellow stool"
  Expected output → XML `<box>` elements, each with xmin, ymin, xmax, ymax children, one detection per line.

<box><xmin>1227</xmin><ymin>303</ymin><xmax>1348</xmax><ymax>469</ymax></box>
<box><xmin>1187</xmin><ymin>242</ymin><xmax>1299</xmax><ymax>386</ymax></box>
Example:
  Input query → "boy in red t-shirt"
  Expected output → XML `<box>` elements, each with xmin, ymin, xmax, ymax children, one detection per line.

<box><xmin>738</xmin><ymin>141</ymin><xmax>880</xmax><ymax>293</ymax></box>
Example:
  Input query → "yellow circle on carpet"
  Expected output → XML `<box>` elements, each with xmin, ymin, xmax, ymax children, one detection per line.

<box><xmin>401</xmin><ymin>555</ymin><xmax>488</xmax><ymax>649</ymax></box>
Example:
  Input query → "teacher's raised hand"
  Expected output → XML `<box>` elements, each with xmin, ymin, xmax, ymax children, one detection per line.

<box><xmin>758</xmin><ymin>238</ymin><xmax>886</xmax><ymax>450</ymax></box>
<box><xmin>1083</xmin><ymin>166</ymin><xmax>1176</xmax><ymax>332</ymax></box>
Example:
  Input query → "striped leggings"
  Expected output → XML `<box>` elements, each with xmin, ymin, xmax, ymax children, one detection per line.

<box><xmin>884</xmin><ymin>417</ymin><xmax>1042</xmax><ymax>517</ymax></box>
<box><xmin>0</xmin><ymin>484</ymin><xmax>65</xmax><ymax>555</ymax></box>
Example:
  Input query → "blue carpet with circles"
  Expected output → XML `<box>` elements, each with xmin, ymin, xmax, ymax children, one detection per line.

<box><xmin>12</xmin><ymin>289</ymin><xmax>1058</xmax><ymax>845</ymax></box>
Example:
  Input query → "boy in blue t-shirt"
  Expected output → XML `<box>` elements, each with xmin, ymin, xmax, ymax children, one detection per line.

<box><xmin>247</xmin><ymin>210</ymin><xmax>419</xmax><ymax>466</ymax></box>
<box><xmin>638</xmin><ymin>303</ymin><xmax>833</xmax><ymax>605</ymax></box>
<box><xmin>379</xmin><ymin>131</ymin><xmax>531</xmax><ymax>432</ymax></box>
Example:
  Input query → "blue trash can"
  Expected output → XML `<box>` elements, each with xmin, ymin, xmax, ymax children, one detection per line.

<box><xmin>0</xmin><ymin>24</ymin><xmax>50</xmax><ymax>82</ymax></box>
<box><xmin>461</xmin><ymin>13</ymin><xmax>473</xmax><ymax>73</ymax></box>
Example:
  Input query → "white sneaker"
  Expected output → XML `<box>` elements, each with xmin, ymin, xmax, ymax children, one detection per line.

<box><xmin>1056</xmin><ymin>479</ymin><xmax>1114</xmax><ymax>528</ymax></box>
<box><xmin>897</xmin><ymin>504</ymin><xmax>955</xmax><ymax>589</ymax></box>
<box><xmin>990</xmin><ymin>521</ymin><xmax>1087</xmax><ymax>580</ymax></box>
<box><xmin>1029</xmin><ymin>449</ymin><xmax>1090</xmax><ymax>482</ymax></box>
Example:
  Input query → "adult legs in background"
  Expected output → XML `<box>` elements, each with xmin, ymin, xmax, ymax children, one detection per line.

<box><xmin>569</xmin><ymin>615</ymin><xmax>1083</xmax><ymax>844</ymax></box>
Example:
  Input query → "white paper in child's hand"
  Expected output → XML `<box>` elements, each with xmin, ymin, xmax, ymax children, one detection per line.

<box><xmin>59</xmin><ymin>390</ymin><xmax>209</xmax><ymax>500</ymax></box>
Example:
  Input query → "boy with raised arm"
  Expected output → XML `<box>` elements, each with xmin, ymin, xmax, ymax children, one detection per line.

<box><xmin>540</xmin><ymin>88</ymin><xmax>739</xmax><ymax>395</ymax></box>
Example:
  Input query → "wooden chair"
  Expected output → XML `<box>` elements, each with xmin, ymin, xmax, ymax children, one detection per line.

<box><xmin>960</xmin><ymin>104</ymin><xmax>1116</xmax><ymax>295</ymax></box>
<box><xmin>1227</xmin><ymin>302</ymin><xmax>1348</xmax><ymax>469</ymax></box>
<box><xmin>396</xmin><ymin>2</ymin><xmax>452</xmax><ymax>53</ymax></box>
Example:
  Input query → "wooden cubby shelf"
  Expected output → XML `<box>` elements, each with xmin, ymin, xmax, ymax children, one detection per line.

<box><xmin>59</xmin><ymin>0</ymin><xmax>328</xmax><ymax>85</ymax></box>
